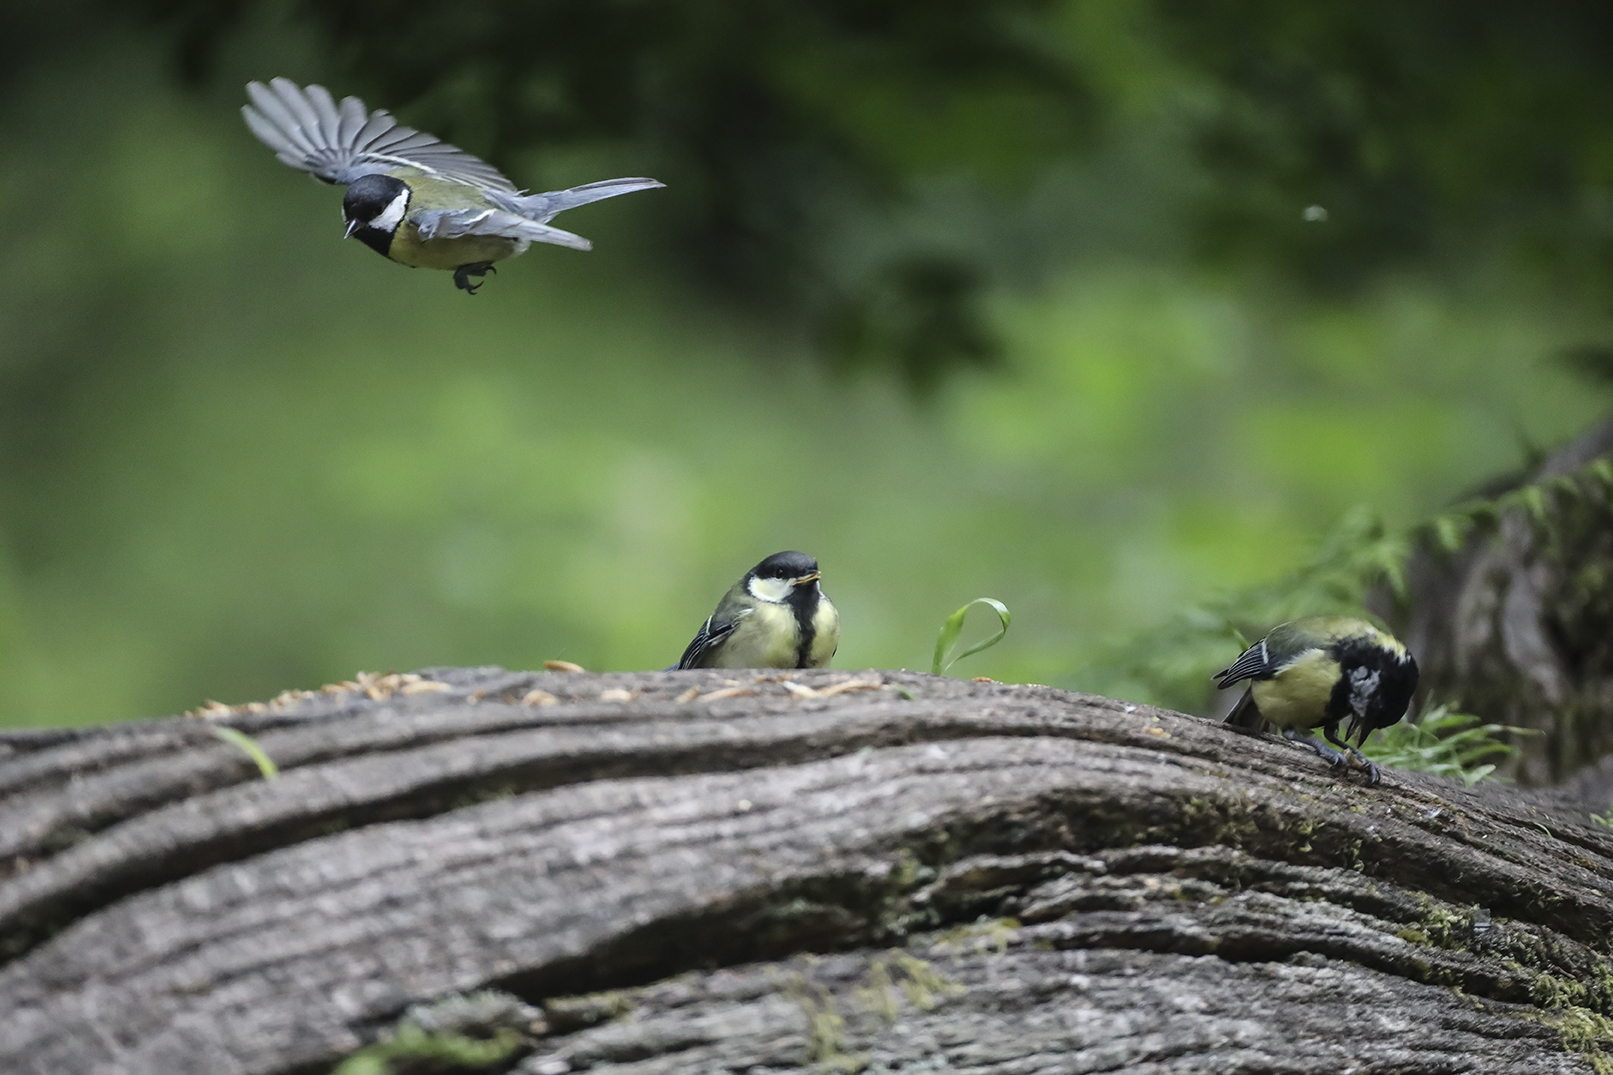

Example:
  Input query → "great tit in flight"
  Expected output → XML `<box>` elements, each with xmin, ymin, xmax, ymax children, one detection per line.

<box><xmin>1214</xmin><ymin>616</ymin><xmax>1418</xmax><ymax>786</ymax></box>
<box><xmin>672</xmin><ymin>551</ymin><xmax>840</xmax><ymax>670</ymax></box>
<box><xmin>243</xmin><ymin>78</ymin><xmax>664</xmax><ymax>293</ymax></box>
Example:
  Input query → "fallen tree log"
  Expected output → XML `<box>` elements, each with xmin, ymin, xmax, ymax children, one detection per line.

<box><xmin>2</xmin><ymin>667</ymin><xmax>1612</xmax><ymax>1074</ymax></box>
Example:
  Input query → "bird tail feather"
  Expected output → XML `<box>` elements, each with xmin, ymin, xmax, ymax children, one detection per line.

<box><xmin>1223</xmin><ymin>689</ymin><xmax>1266</xmax><ymax>731</ymax></box>
<box><xmin>499</xmin><ymin>178</ymin><xmax>666</xmax><ymax>223</ymax></box>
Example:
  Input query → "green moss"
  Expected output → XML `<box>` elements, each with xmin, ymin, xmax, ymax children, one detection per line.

<box><xmin>889</xmin><ymin>951</ymin><xmax>967</xmax><ymax>1010</ymax></box>
<box><xmin>1412</xmin><ymin>893</ymin><xmax>1474</xmax><ymax>950</ymax></box>
<box><xmin>542</xmin><ymin>987</ymin><xmax>636</xmax><ymax>1031</ymax></box>
<box><xmin>1541</xmin><ymin>1006</ymin><xmax>1613</xmax><ymax>1074</ymax></box>
<box><xmin>1294</xmin><ymin>818</ymin><xmax>1318</xmax><ymax>854</ymax></box>
<box><xmin>787</xmin><ymin>976</ymin><xmax>867</xmax><ymax>1073</ymax></box>
<box><xmin>1177</xmin><ymin>796</ymin><xmax>1262</xmax><ymax>848</ymax></box>
<box><xmin>931</xmin><ymin>917</ymin><xmax>1020</xmax><ymax>956</ymax></box>
<box><xmin>849</xmin><ymin>950</ymin><xmax>969</xmax><ymax>1025</ymax></box>
<box><xmin>852</xmin><ymin>959</ymin><xmax>900</xmax><ymax>1024</ymax></box>
<box><xmin>330</xmin><ymin>992</ymin><xmax>536</xmax><ymax>1075</ymax></box>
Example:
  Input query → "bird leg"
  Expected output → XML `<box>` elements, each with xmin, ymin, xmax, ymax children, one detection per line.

<box><xmin>453</xmin><ymin>262</ymin><xmax>496</xmax><ymax>294</ymax></box>
<box><xmin>1281</xmin><ymin>727</ymin><xmax>1348</xmax><ymax>770</ymax></box>
<box><xmin>1323</xmin><ymin>721</ymin><xmax>1382</xmax><ymax>787</ymax></box>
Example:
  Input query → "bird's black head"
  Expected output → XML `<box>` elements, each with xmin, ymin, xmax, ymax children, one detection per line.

<box><xmin>342</xmin><ymin>173</ymin><xmax>411</xmax><ymax>255</ymax></box>
<box><xmin>746</xmin><ymin>551</ymin><xmax>822</xmax><ymax>605</ymax></box>
<box><xmin>1332</xmin><ymin>636</ymin><xmax>1420</xmax><ymax>746</ymax></box>
<box><xmin>752</xmin><ymin>551</ymin><xmax>819</xmax><ymax>580</ymax></box>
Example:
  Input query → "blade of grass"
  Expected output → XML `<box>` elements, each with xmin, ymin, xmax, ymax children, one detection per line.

<box><xmin>932</xmin><ymin>598</ymin><xmax>1011</xmax><ymax>675</ymax></box>
<box><xmin>211</xmin><ymin>725</ymin><xmax>280</xmax><ymax>780</ymax></box>
<box><xmin>1359</xmin><ymin>703</ymin><xmax>1536</xmax><ymax>786</ymax></box>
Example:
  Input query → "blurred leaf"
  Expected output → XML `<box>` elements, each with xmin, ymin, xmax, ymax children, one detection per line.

<box><xmin>1560</xmin><ymin>344</ymin><xmax>1613</xmax><ymax>386</ymax></box>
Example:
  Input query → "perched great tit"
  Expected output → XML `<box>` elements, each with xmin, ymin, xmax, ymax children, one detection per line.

<box><xmin>671</xmin><ymin>551</ymin><xmax>840</xmax><ymax>670</ymax></box>
<box><xmin>242</xmin><ymin>78</ymin><xmax>664</xmax><ymax>292</ymax></box>
<box><xmin>1214</xmin><ymin>616</ymin><xmax>1418</xmax><ymax>786</ymax></box>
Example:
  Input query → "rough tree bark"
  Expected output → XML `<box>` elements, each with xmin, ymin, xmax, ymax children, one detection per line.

<box><xmin>2</xmin><ymin>668</ymin><xmax>1612</xmax><ymax>1075</ymax></box>
<box><xmin>1384</xmin><ymin>415</ymin><xmax>1613</xmax><ymax>788</ymax></box>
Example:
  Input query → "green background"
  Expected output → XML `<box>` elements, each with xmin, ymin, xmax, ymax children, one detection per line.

<box><xmin>2</xmin><ymin>11</ymin><xmax>1609</xmax><ymax>726</ymax></box>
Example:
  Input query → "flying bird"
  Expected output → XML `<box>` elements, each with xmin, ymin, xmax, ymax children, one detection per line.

<box><xmin>243</xmin><ymin>78</ymin><xmax>663</xmax><ymax>292</ymax></box>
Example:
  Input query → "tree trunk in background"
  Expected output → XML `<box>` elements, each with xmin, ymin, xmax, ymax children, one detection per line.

<box><xmin>1383</xmin><ymin>415</ymin><xmax>1613</xmax><ymax>790</ymax></box>
<box><xmin>3</xmin><ymin>668</ymin><xmax>1612</xmax><ymax>1074</ymax></box>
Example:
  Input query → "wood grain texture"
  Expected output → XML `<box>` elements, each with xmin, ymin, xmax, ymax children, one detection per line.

<box><xmin>2</xmin><ymin>667</ymin><xmax>1610</xmax><ymax>1074</ymax></box>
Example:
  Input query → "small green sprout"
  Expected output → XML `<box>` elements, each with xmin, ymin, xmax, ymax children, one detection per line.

<box><xmin>932</xmin><ymin>598</ymin><xmax>1011</xmax><ymax>675</ymax></box>
<box><xmin>210</xmin><ymin>725</ymin><xmax>280</xmax><ymax>780</ymax></box>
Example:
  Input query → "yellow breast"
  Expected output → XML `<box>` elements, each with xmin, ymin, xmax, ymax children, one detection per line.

<box><xmin>1250</xmin><ymin>650</ymin><xmax>1340</xmax><ymax>729</ymax></box>
<box><xmin>386</xmin><ymin>223</ymin><xmax>525</xmax><ymax>270</ymax></box>
<box><xmin>710</xmin><ymin>604</ymin><xmax>800</xmax><ymax>669</ymax></box>
<box><xmin>805</xmin><ymin>597</ymin><xmax>840</xmax><ymax>668</ymax></box>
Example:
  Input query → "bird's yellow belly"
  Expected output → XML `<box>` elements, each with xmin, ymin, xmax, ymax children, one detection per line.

<box><xmin>713</xmin><ymin>604</ymin><xmax>800</xmax><ymax>669</ymax></box>
<box><xmin>1251</xmin><ymin>650</ymin><xmax>1339</xmax><ymax>729</ymax></box>
<box><xmin>805</xmin><ymin>599</ymin><xmax>839</xmax><ymax>668</ymax></box>
<box><xmin>388</xmin><ymin>224</ymin><xmax>523</xmax><ymax>270</ymax></box>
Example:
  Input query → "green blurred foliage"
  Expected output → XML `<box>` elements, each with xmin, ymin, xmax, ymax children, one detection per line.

<box><xmin>1155</xmin><ymin>0</ymin><xmax>1613</xmax><ymax>290</ymax></box>
<box><xmin>1</xmin><ymin>5</ymin><xmax>1612</xmax><ymax>726</ymax></box>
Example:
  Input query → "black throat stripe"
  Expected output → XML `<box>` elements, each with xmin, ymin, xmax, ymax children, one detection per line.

<box><xmin>354</xmin><ymin>225</ymin><xmax>393</xmax><ymax>258</ymax></box>
<box><xmin>788</xmin><ymin>590</ymin><xmax>818</xmax><ymax>668</ymax></box>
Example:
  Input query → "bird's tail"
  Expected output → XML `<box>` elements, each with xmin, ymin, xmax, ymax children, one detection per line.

<box><xmin>501</xmin><ymin>178</ymin><xmax>665</xmax><ymax>223</ymax></box>
<box><xmin>1223</xmin><ymin>689</ymin><xmax>1265</xmax><ymax>731</ymax></box>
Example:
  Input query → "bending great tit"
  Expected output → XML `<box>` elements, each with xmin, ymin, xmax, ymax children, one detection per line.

<box><xmin>1214</xmin><ymin>616</ymin><xmax>1418</xmax><ymax>786</ymax></box>
<box><xmin>671</xmin><ymin>551</ymin><xmax>840</xmax><ymax>670</ymax></box>
<box><xmin>242</xmin><ymin>78</ymin><xmax>664</xmax><ymax>292</ymax></box>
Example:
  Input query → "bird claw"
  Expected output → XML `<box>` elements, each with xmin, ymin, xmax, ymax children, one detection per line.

<box><xmin>1344</xmin><ymin>749</ymin><xmax>1382</xmax><ymax>787</ymax></box>
<box><xmin>1281</xmin><ymin>728</ymin><xmax>1380</xmax><ymax>781</ymax></box>
<box><xmin>453</xmin><ymin>262</ymin><xmax>496</xmax><ymax>294</ymax></box>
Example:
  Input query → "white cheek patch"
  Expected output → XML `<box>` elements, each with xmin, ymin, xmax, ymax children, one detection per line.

<box><xmin>748</xmin><ymin>576</ymin><xmax>791</xmax><ymax>603</ymax></box>
<box><xmin>371</xmin><ymin>188</ymin><xmax>410</xmax><ymax>232</ymax></box>
<box><xmin>1349</xmin><ymin>665</ymin><xmax>1380</xmax><ymax>717</ymax></box>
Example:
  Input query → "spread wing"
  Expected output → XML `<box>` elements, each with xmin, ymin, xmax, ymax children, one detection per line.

<box><xmin>670</xmin><ymin>615</ymin><xmax>741</xmax><ymax>671</ymax></box>
<box><xmin>413</xmin><ymin>208</ymin><xmax>593</xmax><ymax>251</ymax></box>
<box><xmin>242</xmin><ymin>78</ymin><xmax>516</xmax><ymax>191</ymax></box>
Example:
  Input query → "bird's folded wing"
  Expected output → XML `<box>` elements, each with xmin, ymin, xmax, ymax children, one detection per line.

<box><xmin>412</xmin><ymin>208</ymin><xmax>594</xmax><ymax>251</ymax></box>
<box><xmin>1213</xmin><ymin>638</ymin><xmax>1274</xmax><ymax>687</ymax></box>
<box><xmin>242</xmin><ymin>78</ymin><xmax>516</xmax><ymax>191</ymax></box>
<box><xmin>675</xmin><ymin>616</ymin><xmax>740</xmax><ymax>671</ymax></box>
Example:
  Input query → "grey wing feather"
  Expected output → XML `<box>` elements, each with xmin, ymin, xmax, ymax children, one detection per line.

<box><xmin>1213</xmin><ymin>638</ymin><xmax>1274</xmax><ymax>688</ymax></box>
<box><xmin>413</xmin><ymin>208</ymin><xmax>594</xmax><ymax>251</ymax></box>
<box><xmin>242</xmin><ymin>78</ymin><xmax>516</xmax><ymax>191</ymax></box>
<box><xmin>487</xmin><ymin>177</ymin><xmax>666</xmax><ymax>223</ymax></box>
<box><xmin>672</xmin><ymin>616</ymin><xmax>739</xmax><ymax>671</ymax></box>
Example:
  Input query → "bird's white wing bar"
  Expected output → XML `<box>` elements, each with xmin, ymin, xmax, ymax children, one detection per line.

<box><xmin>243</xmin><ymin>78</ymin><xmax>517</xmax><ymax>191</ymax></box>
<box><xmin>414</xmin><ymin>208</ymin><xmax>594</xmax><ymax>251</ymax></box>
